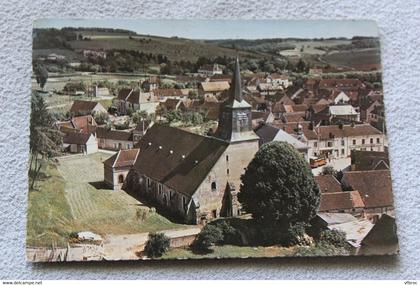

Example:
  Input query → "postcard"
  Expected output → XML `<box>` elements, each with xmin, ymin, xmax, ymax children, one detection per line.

<box><xmin>27</xmin><ymin>19</ymin><xmax>398</xmax><ymax>262</ymax></box>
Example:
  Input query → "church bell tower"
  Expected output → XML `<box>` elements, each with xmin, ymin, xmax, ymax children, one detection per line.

<box><xmin>215</xmin><ymin>57</ymin><xmax>259</xmax><ymax>143</ymax></box>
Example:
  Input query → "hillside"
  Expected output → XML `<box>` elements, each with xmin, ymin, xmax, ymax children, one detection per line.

<box><xmin>34</xmin><ymin>28</ymin><xmax>268</xmax><ymax>62</ymax></box>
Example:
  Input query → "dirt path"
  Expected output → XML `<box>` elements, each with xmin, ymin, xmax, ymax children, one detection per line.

<box><xmin>102</xmin><ymin>227</ymin><xmax>201</xmax><ymax>260</ymax></box>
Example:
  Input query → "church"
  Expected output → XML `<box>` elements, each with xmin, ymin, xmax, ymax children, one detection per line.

<box><xmin>126</xmin><ymin>57</ymin><xmax>259</xmax><ymax>224</ymax></box>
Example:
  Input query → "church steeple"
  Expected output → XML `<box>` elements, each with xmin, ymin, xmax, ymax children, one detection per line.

<box><xmin>230</xmin><ymin>57</ymin><xmax>243</xmax><ymax>103</ymax></box>
<box><xmin>214</xmin><ymin>56</ymin><xmax>259</xmax><ymax>143</ymax></box>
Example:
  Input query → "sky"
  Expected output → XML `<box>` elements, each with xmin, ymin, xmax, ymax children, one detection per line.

<box><xmin>34</xmin><ymin>19</ymin><xmax>379</xmax><ymax>40</ymax></box>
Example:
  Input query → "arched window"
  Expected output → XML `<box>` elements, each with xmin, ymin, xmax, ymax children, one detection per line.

<box><xmin>211</xmin><ymin>182</ymin><xmax>217</xmax><ymax>191</ymax></box>
<box><xmin>118</xmin><ymin>174</ymin><xmax>124</xmax><ymax>184</ymax></box>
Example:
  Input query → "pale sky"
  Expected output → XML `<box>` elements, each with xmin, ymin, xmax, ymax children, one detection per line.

<box><xmin>34</xmin><ymin>19</ymin><xmax>379</xmax><ymax>40</ymax></box>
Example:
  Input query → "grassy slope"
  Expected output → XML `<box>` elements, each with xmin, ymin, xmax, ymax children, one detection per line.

<box><xmin>27</xmin><ymin>159</ymin><xmax>75</xmax><ymax>247</ymax></box>
<box><xmin>27</xmin><ymin>153</ymin><xmax>185</xmax><ymax>248</ymax></box>
<box><xmin>68</xmin><ymin>35</ymin><xmax>266</xmax><ymax>62</ymax></box>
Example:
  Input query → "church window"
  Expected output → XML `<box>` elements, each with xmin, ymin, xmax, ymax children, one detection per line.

<box><xmin>227</xmin><ymin>168</ymin><xmax>230</xmax><ymax>175</ymax></box>
<box><xmin>211</xmin><ymin>182</ymin><xmax>217</xmax><ymax>191</ymax></box>
<box><xmin>226</xmin><ymin>155</ymin><xmax>229</xmax><ymax>162</ymax></box>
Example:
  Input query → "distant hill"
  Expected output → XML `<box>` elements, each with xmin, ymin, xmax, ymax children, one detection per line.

<box><xmin>33</xmin><ymin>28</ymin><xmax>269</xmax><ymax>62</ymax></box>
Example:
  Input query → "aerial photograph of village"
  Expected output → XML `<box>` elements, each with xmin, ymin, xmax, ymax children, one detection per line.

<box><xmin>27</xmin><ymin>19</ymin><xmax>398</xmax><ymax>262</ymax></box>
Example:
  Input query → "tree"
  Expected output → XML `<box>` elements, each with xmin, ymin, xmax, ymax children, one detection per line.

<box><xmin>29</xmin><ymin>92</ymin><xmax>62</xmax><ymax>190</ymax></box>
<box><xmin>321</xmin><ymin>165</ymin><xmax>337</xmax><ymax>176</ymax></box>
<box><xmin>238</xmin><ymin>142</ymin><xmax>320</xmax><ymax>229</ymax></box>
<box><xmin>131</xmin><ymin>110</ymin><xmax>149</xmax><ymax>124</ymax></box>
<box><xmin>93</xmin><ymin>112</ymin><xmax>109</xmax><ymax>125</ymax></box>
<box><xmin>193</xmin><ymin>224</ymin><xmax>224</xmax><ymax>252</ymax></box>
<box><xmin>144</xmin><ymin>233</ymin><xmax>170</xmax><ymax>258</ymax></box>
<box><xmin>34</xmin><ymin>64</ymin><xmax>48</xmax><ymax>89</ymax></box>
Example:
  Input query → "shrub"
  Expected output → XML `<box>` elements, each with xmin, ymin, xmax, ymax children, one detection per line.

<box><xmin>281</xmin><ymin>222</ymin><xmax>312</xmax><ymax>246</ymax></box>
<box><xmin>193</xmin><ymin>224</ymin><xmax>223</xmax><ymax>252</ymax></box>
<box><xmin>216</xmin><ymin>221</ymin><xmax>242</xmax><ymax>245</ymax></box>
<box><xmin>319</xmin><ymin>229</ymin><xmax>348</xmax><ymax>248</ymax></box>
<box><xmin>144</xmin><ymin>233</ymin><xmax>170</xmax><ymax>258</ymax></box>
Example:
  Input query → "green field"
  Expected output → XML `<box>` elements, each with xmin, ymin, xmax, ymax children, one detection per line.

<box><xmin>27</xmin><ymin>153</ymin><xmax>185</xmax><ymax>247</ymax></box>
<box><xmin>68</xmin><ymin>35</ymin><xmax>265</xmax><ymax>62</ymax></box>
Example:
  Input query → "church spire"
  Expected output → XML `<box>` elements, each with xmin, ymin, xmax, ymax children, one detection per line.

<box><xmin>230</xmin><ymin>57</ymin><xmax>243</xmax><ymax>102</ymax></box>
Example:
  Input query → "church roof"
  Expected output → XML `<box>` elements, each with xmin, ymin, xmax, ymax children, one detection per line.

<box><xmin>133</xmin><ymin>124</ymin><xmax>229</xmax><ymax>197</ymax></box>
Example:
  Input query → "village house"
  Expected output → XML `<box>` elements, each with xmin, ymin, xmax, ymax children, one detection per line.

<box><xmin>69</xmin><ymin>100</ymin><xmax>108</xmax><ymax>116</ymax></box>
<box><xmin>309</xmin><ymin>124</ymin><xmax>385</xmax><ymax>159</ymax></box>
<box><xmin>318</xmin><ymin>191</ymin><xmax>365</xmax><ymax>215</ymax></box>
<box><xmin>197</xmin><ymin>63</ymin><xmax>224</xmax><ymax>77</ymax></box>
<box><xmin>266</xmin><ymin>73</ymin><xmax>292</xmax><ymax>87</ymax></box>
<box><xmin>319</xmin><ymin>78</ymin><xmax>364</xmax><ymax>91</ymax></box>
<box><xmin>198</xmin><ymin>81</ymin><xmax>230</xmax><ymax>98</ymax></box>
<box><xmin>82</xmin><ymin>49</ymin><xmax>107</xmax><ymax>59</ymax></box>
<box><xmin>341</xmin><ymin>170</ymin><xmax>394</xmax><ymax>222</ymax></box>
<box><xmin>255</xmin><ymin>124</ymin><xmax>309</xmax><ymax>162</ymax></box>
<box><xmin>127</xmin><ymin>58</ymin><xmax>259</xmax><ymax>224</ymax></box>
<box><xmin>62</xmin><ymin>132</ymin><xmax>98</xmax><ymax>154</ymax></box>
<box><xmin>152</xmin><ymin>88</ymin><xmax>184</xmax><ymax>100</ymax></box>
<box><xmin>104</xmin><ymin>149</ymin><xmax>140</xmax><ymax>191</ymax></box>
<box><xmin>96</xmin><ymin>127</ymin><xmax>135</xmax><ymax>150</ymax></box>
<box><xmin>328</xmin><ymin>104</ymin><xmax>360</xmax><ymax>123</ymax></box>
<box><xmin>55</xmin><ymin>115</ymin><xmax>98</xmax><ymax>134</ymax></box>
<box><xmin>141</xmin><ymin>76</ymin><xmax>160</xmax><ymax>92</ymax></box>
<box><xmin>116</xmin><ymin>88</ymin><xmax>160</xmax><ymax>115</ymax></box>
<box><xmin>357</xmin><ymin>214</ymin><xmax>399</xmax><ymax>255</ymax></box>
<box><xmin>315</xmin><ymin>175</ymin><xmax>342</xmax><ymax>193</ymax></box>
<box><xmin>350</xmin><ymin>150</ymin><xmax>390</xmax><ymax>171</ymax></box>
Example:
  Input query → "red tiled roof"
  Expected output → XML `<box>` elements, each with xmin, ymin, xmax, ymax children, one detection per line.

<box><xmin>319</xmin><ymin>191</ymin><xmax>365</xmax><ymax>212</ymax></box>
<box><xmin>342</xmin><ymin>170</ymin><xmax>394</xmax><ymax>208</ymax></box>
<box><xmin>104</xmin><ymin>148</ymin><xmax>140</xmax><ymax>168</ymax></box>
<box><xmin>315</xmin><ymin>175</ymin><xmax>342</xmax><ymax>193</ymax></box>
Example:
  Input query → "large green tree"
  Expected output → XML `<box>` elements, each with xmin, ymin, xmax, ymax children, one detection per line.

<box><xmin>238</xmin><ymin>141</ymin><xmax>320</xmax><ymax>228</ymax></box>
<box><xmin>29</xmin><ymin>92</ymin><xmax>62</xmax><ymax>190</ymax></box>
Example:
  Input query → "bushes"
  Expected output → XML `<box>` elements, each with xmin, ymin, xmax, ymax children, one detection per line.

<box><xmin>319</xmin><ymin>229</ymin><xmax>348</xmax><ymax>248</ymax></box>
<box><xmin>193</xmin><ymin>220</ymin><xmax>242</xmax><ymax>252</ymax></box>
<box><xmin>144</xmin><ymin>233</ymin><xmax>170</xmax><ymax>258</ymax></box>
<box><xmin>193</xmin><ymin>224</ymin><xmax>224</xmax><ymax>252</ymax></box>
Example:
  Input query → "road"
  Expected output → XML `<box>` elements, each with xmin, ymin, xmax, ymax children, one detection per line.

<box><xmin>312</xmin><ymin>157</ymin><xmax>351</xmax><ymax>176</ymax></box>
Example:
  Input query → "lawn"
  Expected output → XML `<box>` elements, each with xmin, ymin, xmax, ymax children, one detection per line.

<box><xmin>161</xmin><ymin>245</ymin><xmax>295</xmax><ymax>260</ymax></box>
<box><xmin>27</xmin><ymin>152</ymin><xmax>185</xmax><ymax>248</ymax></box>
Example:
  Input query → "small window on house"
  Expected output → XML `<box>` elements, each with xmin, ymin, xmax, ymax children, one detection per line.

<box><xmin>327</xmin><ymin>141</ymin><xmax>333</xmax><ymax>147</ymax></box>
<box><xmin>118</xmin><ymin>174</ymin><xmax>124</xmax><ymax>184</ymax></box>
<box><xmin>353</xmin><ymin>139</ymin><xmax>356</xmax><ymax>145</ymax></box>
<box><xmin>370</xmin><ymin>138</ymin><xmax>373</xmax><ymax>144</ymax></box>
<box><xmin>377</xmin><ymin>138</ymin><xmax>380</xmax><ymax>143</ymax></box>
<box><xmin>362</xmin><ymin>139</ymin><xmax>365</xmax><ymax>145</ymax></box>
<box><xmin>341</xmin><ymin>149</ymin><xmax>345</xmax><ymax>155</ymax></box>
<box><xmin>341</xmin><ymin>139</ymin><xmax>345</xmax><ymax>146</ymax></box>
<box><xmin>211</xmin><ymin>182</ymin><xmax>217</xmax><ymax>191</ymax></box>
<box><xmin>158</xmin><ymin>184</ymin><xmax>163</xmax><ymax>195</ymax></box>
<box><xmin>114</xmin><ymin>143</ymin><xmax>117</xmax><ymax>149</ymax></box>
<box><xmin>314</xmin><ymin>142</ymin><xmax>318</xmax><ymax>147</ymax></box>
<box><xmin>127</xmin><ymin>144</ymin><xmax>130</xmax><ymax>149</ymax></box>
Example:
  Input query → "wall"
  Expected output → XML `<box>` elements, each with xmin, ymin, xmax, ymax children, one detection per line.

<box><xmin>0</xmin><ymin>0</ymin><xmax>419</xmax><ymax>279</ymax></box>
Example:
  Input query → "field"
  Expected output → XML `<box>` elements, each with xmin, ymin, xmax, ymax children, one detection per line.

<box><xmin>27</xmin><ymin>153</ymin><xmax>185</xmax><ymax>247</ymax></box>
<box><xmin>68</xmin><ymin>35</ymin><xmax>266</xmax><ymax>62</ymax></box>
<box><xmin>321</xmin><ymin>48</ymin><xmax>381</xmax><ymax>69</ymax></box>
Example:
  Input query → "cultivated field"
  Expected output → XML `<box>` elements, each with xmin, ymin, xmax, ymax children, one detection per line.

<box><xmin>27</xmin><ymin>152</ymin><xmax>185</xmax><ymax>247</ymax></box>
